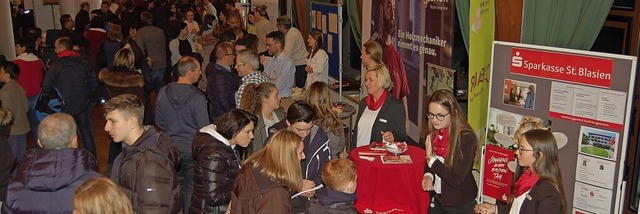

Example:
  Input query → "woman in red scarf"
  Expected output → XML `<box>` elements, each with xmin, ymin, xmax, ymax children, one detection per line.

<box><xmin>351</xmin><ymin>65</ymin><xmax>406</xmax><ymax>150</ymax></box>
<box><xmin>475</xmin><ymin>129</ymin><xmax>566</xmax><ymax>214</ymax></box>
<box><xmin>422</xmin><ymin>89</ymin><xmax>478</xmax><ymax>213</ymax></box>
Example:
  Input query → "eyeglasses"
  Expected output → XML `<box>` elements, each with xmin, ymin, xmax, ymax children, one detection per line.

<box><xmin>426</xmin><ymin>112</ymin><xmax>450</xmax><ymax>121</ymax></box>
<box><xmin>515</xmin><ymin>144</ymin><xmax>535</xmax><ymax>152</ymax></box>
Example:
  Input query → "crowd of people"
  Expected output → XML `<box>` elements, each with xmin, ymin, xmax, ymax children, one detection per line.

<box><xmin>0</xmin><ymin>0</ymin><xmax>566</xmax><ymax>213</ymax></box>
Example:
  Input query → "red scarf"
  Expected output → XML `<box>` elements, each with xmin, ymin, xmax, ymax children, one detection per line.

<box><xmin>57</xmin><ymin>50</ymin><xmax>80</xmax><ymax>58</ymax></box>
<box><xmin>366</xmin><ymin>90</ymin><xmax>388</xmax><ymax>111</ymax></box>
<box><xmin>432</xmin><ymin>126</ymin><xmax>450</xmax><ymax>158</ymax></box>
<box><xmin>513</xmin><ymin>168</ymin><xmax>539</xmax><ymax>197</ymax></box>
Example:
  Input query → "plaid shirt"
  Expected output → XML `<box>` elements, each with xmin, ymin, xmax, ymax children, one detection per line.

<box><xmin>235</xmin><ymin>71</ymin><xmax>271</xmax><ymax>107</ymax></box>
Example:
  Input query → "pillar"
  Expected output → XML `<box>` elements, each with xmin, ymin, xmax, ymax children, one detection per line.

<box><xmin>59</xmin><ymin>0</ymin><xmax>80</xmax><ymax>18</ymax></box>
<box><xmin>0</xmin><ymin>2</ymin><xmax>16</xmax><ymax>60</ymax></box>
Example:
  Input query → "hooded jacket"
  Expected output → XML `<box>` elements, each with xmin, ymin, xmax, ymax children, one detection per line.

<box><xmin>99</xmin><ymin>67</ymin><xmax>148</xmax><ymax>103</ymax></box>
<box><xmin>42</xmin><ymin>53</ymin><xmax>98</xmax><ymax>115</ymax></box>
<box><xmin>0</xmin><ymin>109</ymin><xmax>14</xmax><ymax>203</ymax></box>
<box><xmin>2</xmin><ymin>148</ymin><xmax>101</xmax><ymax>214</ymax></box>
<box><xmin>267</xmin><ymin>120</ymin><xmax>331</xmax><ymax>213</ymax></box>
<box><xmin>230</xmin><ymin>167</ymin><xmax>293</xmax><ymax>213</ymax></box>
<box><xmin>306</xmin><ymin>187</ymin><xmax>358</xmax><ymax>214</ymax></box>
<box><xmin>156</xmin><ymin>83</ymin><xmax>210</xmax><ymax>146</ymax></box>
<box><xmin>111</xmin><ymin>127</ymin><xmax>183</xmax><ymax>213</ymax></box>
<box><xmin>190</xmin><ymin>124</ymin><xmax>241</xmax><ymax>213</ymax></box>
<box><xmin>14</xmin><ymin>53</ymin><xmax>43</xmax><ymax>97</ymax></box>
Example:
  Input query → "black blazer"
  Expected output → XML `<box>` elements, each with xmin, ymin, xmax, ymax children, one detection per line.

<box><xmin>498</xmin><ymin>179</ymin><xmax>563</xmax><ymax>214</ymax></box>
<box><xmin>351</xmin><ymin>94</ymin><xmax>406</xmax><ymax>151</ymax></box>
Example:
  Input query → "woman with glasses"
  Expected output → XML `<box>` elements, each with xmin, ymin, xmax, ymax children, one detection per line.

<box><xmin>422</xmin><ymin>89</ymin><xmax>478</xmax><ymax>213</ymax></box>
<box><xmin>475</xmin><ymin>129</ymin><xmax>566</xmax><ymax>214</ymax></box>
<box><xmin>351</xmin><ymin>65</ymin><xmax>406</xmax><ymax>150</ymax></box>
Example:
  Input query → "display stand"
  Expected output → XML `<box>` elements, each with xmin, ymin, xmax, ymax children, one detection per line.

<box><xmin>310</xmin><ymin>2</ymin><xmax>342</xmax><ymax>101</ymax></box>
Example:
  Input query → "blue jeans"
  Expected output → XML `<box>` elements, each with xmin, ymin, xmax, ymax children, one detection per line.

<box><xmin>72</xmin><ymin>106</ymin><xmax>96</xmax><ymax>158</ymax></box>
<box><xmin>26</xmin><ymin>96</ymin><xmax>40</xmax><ymax>149</ymax></box>
<box><xmin>8</xmin><ymin>134</ymin><xmax>27</xmax><ymax>162</ymax></box>
<box><xmin>151</xmin><ymin>68</ymin><xmax>166</xmax><ymax>94</ymax></box>
<box><xmin>176</xmin><ymin>142</ymin><xmax>194</xmax><ymax>212</ymax></box>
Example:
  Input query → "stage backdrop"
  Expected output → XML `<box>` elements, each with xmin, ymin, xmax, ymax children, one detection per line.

<box><xmin>481</xmin><ymin>41</ymin><xmax>637</xmax><ymax>214</ymax></box>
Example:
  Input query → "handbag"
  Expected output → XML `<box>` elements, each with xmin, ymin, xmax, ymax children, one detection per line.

<box><xmin>34</xmin><ymin>86</ymin><xmax>65</xmax><ymax>121</ymax></box>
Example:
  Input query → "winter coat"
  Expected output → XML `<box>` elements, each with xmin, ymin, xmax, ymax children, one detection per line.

<box><xmin>249</xmin><ymin>109</ymin><xmax>284</xmax><ymax>156</ymax></box>
<box><xmin>42</xmin><ymin>54</ymin><xmax>98</xmax><ymax>115</ymax></box>
<box><xmin>230</xmin><ymin>167</ymin><xmax>293</xmax><ymax>214</ymax></box>
<box><xmin>111</xmin><ymin>127</ymin><xmax>183</xmax><ymax>213</ymax></box>
<box><xmin>156</xmin><ymin>82</ymin><xmax>210</xmax><ymax>146</ymax></box>
<box><xmin>14</xmin><ymin>53</ymin><xmax>43</xmax><ymax>97</ymax></box>
<box><xmin>305</xmin><ymin>187</ymin><xmax>358</xmax><ymax>214</ymax></box>
<box><xmin>190</xmin><ymin>125</ymin><xmax>241</xmax><ymax>213</ymax></box>
<box><xmin>136</xmin><ymin>24</ymin><xmax>168</xmax><ymax>69</ymax></box>
<box><xmin>0</xmin><ymin>80</ymin><xmax>29</xmax><ymax>135</ymax></box>
<box><xmin>2</xmin><ymin>148</ymin><xmax>101</xmax><ymax>213</ymax></box>
<box><xmin>99</xmin><ymin>67</ymin><xmax>148</xmax><ymax>103</ymax></box>
<box><xmin>0</xmin><ymin>111</ymin><xmax>15</xmax><ymax>202</ymax></box>
<box><xmin>206</xmin><ymin>63</ymin><xmax>240</xmax><ymax>120</ymax></box>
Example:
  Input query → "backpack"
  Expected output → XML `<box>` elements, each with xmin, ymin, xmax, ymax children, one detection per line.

<box><xmin>34</xmin><ymin>86</ymin><xmax>65</xmax><ymax>121</ymax></box>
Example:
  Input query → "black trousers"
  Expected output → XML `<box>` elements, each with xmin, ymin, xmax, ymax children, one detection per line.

<box><xmin>294</xmin><ymin>65</ymin><xmax>307</xmax><ymax>88</ymax></box>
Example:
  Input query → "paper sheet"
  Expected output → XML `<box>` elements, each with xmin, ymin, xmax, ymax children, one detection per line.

<box><xmin>329</xmin><ymin>13</ymin><xmax>338</xmax><ymax>33</ymax></box>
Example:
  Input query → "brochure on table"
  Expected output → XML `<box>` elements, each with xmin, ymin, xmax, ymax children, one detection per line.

<box><xmin>479</xmin><ymin>41</ymin><xmax>637</xmax><ymax>214</ymax></box>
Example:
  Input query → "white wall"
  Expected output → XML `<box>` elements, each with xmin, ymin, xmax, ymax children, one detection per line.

<box><xmin>0</xmin><ymin>0</ymin><xmax>16</xmax><ymax>60</ymax></box>
<box><xmin>32</xmin><ymin>0</ymin><xmax>60</xmax><ymax>30</ymax></box>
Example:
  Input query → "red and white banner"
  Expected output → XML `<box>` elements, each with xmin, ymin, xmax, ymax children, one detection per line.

<box><xmin>482</xmin><ymin>145</ymin><xmax>515</xmax><ymax>203</ymax></box>
<box><xmin>510</xmin><ymin>48</ymin><xmax>614</xmax><ymax>88</ymax></box>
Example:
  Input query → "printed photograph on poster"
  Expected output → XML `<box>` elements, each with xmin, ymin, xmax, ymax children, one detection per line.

<box><xmin>311</xmin><ymin>10</ymin><xmax>316</xmax><ymax>28</ymax></box>
<box><xmin>486</xmin><ymin>108</ymin><xmax>567</xmax><ymax>150</ymax></box>
<box><xmin>549</xmin><ymin>81</ymin><xmax>627</xmax><ymax>131</ymax></box>
<box><xmin>573</xmin><ymin>182</ymin><xmax>613</xmax><ymax>214</ymax></box>
<box><xmin>575</xmin><ymin>154</ymin><xmax>615</xmax><ymax>189</ymax></box>
<box><xmin>578</xmin><ymin>126</ymin><xmax>618</xmax><ymax>160</ymax></box>
<box><xmin>426</xmin><ymin>63</ymin><xmax>454</xmax><ymax>96</ymax></box>
<box><xmin>329</xmin><ymin>13</ymin><xmax>338</xmax><ymax>33</ymax></box>
<box><xmin>503</xmin><ymin>79</ymin><xmax>536</xmax><ymax>110</ymax></box>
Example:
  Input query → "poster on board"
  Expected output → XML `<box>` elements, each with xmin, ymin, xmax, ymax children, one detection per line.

<box><xmin>481</xmin><ymin>41</ymin><xmax>636</xmax><ymax>213</ymax></box>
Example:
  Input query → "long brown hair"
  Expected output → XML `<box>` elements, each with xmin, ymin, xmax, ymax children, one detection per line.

<box><xmin>308</xmin><ymin>31</ymin><xmax>325</xmax><ymax>59</ymax></box>
<box><xmin>426</xmin><ymin>89</ymin><xmax>474</xmax><ymax>168</ymax></box>
<box><xmin>243</xmin><ymin>130</ymin><xmax>303</xmax><ymax>191</ymax></box>
<box><xmin>304</xmin><ymin>82</ymin><xmax>342</xmax><ymax>135</ymax></box>
<box><xmin>520</xmin><ymin>129</ymin><xmax>567</xmax><ymax>213</ymax></box>
<box><xmin>239</xmin><ymin>82</ymin><xmax>278</xmax><ymax>115</ymax></box>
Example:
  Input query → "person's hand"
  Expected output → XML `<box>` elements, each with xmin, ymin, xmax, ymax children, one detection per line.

<box><xmin>259</xmin><ymin>56</ymin><xmax>266</xmax><ymax>64</ymax></box>
<box><xmin>424</xmin><ymin>135</ymin><xmax>433</xmax><ymax>158</ymax></box>
<box><xmin>381</xmin><ymin>131</ymin><xmax>394</xmax><ymax>142</ymax></box>
<box><xmin>305</xmin><ymin>66</ymin><xmax>313</xmax><ymax>73</ymax></box>
<box><xmin>474</xmin><ymin>203</ymin><xmax>496</xmax><ymax>214</ymax></box>
<box><xmin>421</xmin><ymin>175</ymin><xmax>433</xmax><ymax>191</ymax></box>
<box><xmin>301</xmin><ymin>179</ymin><xmax>316</xmax><ymax>198</ymax></box>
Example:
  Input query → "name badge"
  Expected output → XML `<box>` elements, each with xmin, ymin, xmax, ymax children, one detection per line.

<box><xmin>379</xmin><ymin>118</ymin><xmax>388</xmax><ymax>123</ymax></box>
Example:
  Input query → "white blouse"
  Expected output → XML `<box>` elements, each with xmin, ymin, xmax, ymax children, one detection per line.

<box><xmin>305</xmin><ymin>49</ymin><xmax>329</xmax><ymax>88</ymax></box>
<box><xmin>356</xmin><ymin>107</ymin><xmax>380</xmax><ymax>147</ymax></box>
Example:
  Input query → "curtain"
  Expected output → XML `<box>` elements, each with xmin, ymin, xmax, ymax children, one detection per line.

<box><xmin>346</xmin><ymin>0</ymin><xmax>362</xmax><ymax>48</ymax></box>
<box><xmin>455</xmin><ymin>0</ymin><xmax>470</xmax><ymax>52</ymax></box>
<box><xmin>522</xmin><ymin>0</ymin><xmax>613</xmax><ymax>50</ymax></box>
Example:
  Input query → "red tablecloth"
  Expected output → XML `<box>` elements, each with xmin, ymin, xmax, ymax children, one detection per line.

<box><xmin>350</xmin><ymin>145</ymin><xmax>430</xmax><ymax>214</ymax></box>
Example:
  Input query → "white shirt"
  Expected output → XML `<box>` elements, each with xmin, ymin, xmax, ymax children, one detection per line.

<box><xmin>356</xmin><ymin>107</ymin><xmax>380</xmax><ymax>147</ymax></box>
<box><xmin>305</xmin><ymin>49</ymin><xmax>329</xmax><ymax>88</ymax></box>
<box><xmin>509</xmin><ymin>190</ymin><xmax>529</xmax><ymax>214</ymax></box>
<box><xmin>263</xmin><ymin>112</ymin><xmax>280</xmax><ymax>136</ymax></box>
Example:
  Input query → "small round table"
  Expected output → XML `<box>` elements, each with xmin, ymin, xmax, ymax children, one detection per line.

<box><xmin>349</xmin><ymin>145</ymin><xmax>430</xmax><ymax>214</ymax></box>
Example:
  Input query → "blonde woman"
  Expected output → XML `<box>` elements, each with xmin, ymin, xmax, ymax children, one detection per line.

<box><xmin>73</xmin><ymin>177</ymin><xmax>133</xmax><ymax>214</ymax></box>
<box><xmin>305</xmin><ymin>82</ymin><xmax>344</xmax><ymax>158</ymax></box>
<box><xmin>253</xmin><ymin>5</ymin><xmax>274</xmax><ymax>53</ymax></box>
<box><xmin>230</xmin><ymin>130</ymin><xmax>305</xmax><ymax>213</ymax></box>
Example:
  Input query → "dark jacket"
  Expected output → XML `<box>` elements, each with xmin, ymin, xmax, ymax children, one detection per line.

<box><xmin>206</xmin><ymin>63</ymin><xmax>240</xmax><ymax>120</ymax></box>
<box><xmin>305</xmin><ymin>188</ymin><xmax>358</xmax><ymax>214</ymax></box>
<box><xmin>230</xmin><ymin>167</ymin><xmax>293</xmax><ymax>214</ymax></box>
<box><xmin>74</xmin><ymin>9</ymin><xmax>90</xmax><ymax>34</ymax></box>
<box><xmin>2</xmin><ymin>148</ymin><xmax>101</xmax><ymax>214</ymax></box>
<box><xmin>190</xmin><ymin>125</ymin><xmax>241</xmax><ymax>213</ymax></box>
<box><xmin>99</xmin><ymin>67</ymin><xmax>148</xmax><ymax>102</ymax></box>
<box><xmin>156</xmin><ymin>83</ymin><xmax>210</xmax><ymax>146</ymax></box>
<box><xmin>103</xmin><ymin>40</ymin><xmax>121</xmax><ymax>67</ymax></box>
<box><xmin>268</xmin><ymin>120</ymin><xmax>331</xmax><ymax>213</ymax></box>
<box><xmin>42</xmin><ymin>54</ymin><xmax>98</xmax><ymax>115</ymax></box>
<box><xmin>249</xmin><ymin>108</ymin><xmax>284</xmax><ymax>156</ymax></box>
<box><xmin>0</xmin><ymin>115</ymin><xmax>15</xmax><ymax>203</ymax></box>
<box><xmin>497</xmin><ymin>179</ymin><xmax>563</xmax><ymax>214</ymax></box>
<box><xmin>425</xmin><ymin>129</ymin><xmax>478</xmax><ymax>207</ymax></box>
<box><xmin>111</xmin><ymin>127</ymin><xmax>183</xmax><ymax>213</ymax></box>
<box><xmin>351</xmin><ymin>94</ymin><xmax>407</xmax><ymax>150</ymax></box>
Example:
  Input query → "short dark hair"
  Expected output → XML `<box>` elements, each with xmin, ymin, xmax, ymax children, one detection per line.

<box><xmin>56</xmin><ymin>37</ymin><xmax>74</xmax><ymax>51</ymax></box>
<box><xmin>218</xmin><ymin>30</ymin><xmax>236</xmax><ymax>44</ymax></box>
<box><xmin>16</xmin><ymin>37</ymin><xmax>35</xmax><ymax>54</ymax></box>
<box><xmin>276</xmin><ymin>15</ymin><xmax>292</xmax><ymax>29</ymax></box>
<box><xmin>215</xmin><ymin>108</ymin><xmax>258</xmax><ymax>140</ymax></box>
<box><xmin>266</xmin><ymin>31</ymin><xmax>285</xmax><ymax>47</ymax></box>
<box><xmin>89</xmin><ymin>16</ymin><xmax>105</xmax><ymax>29</ymax></box>
<box><xmin>286</xmin><ymin>101</ymin><xmax>316</xmax><ymax>124</ymax></box>
<box><xmin>60</xmin><ymin>14</ymin><xmax>72</xmax><ymax>26</ymax></box>
<box><xmin>141</xmin><ymin>11</ymin><xmax>153</xmax><ymax>24</ymax></box>
<box><xmin>0</xmin><ymin>61</ymin><xmax>20</xmax><ymax>80</ymax></box>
